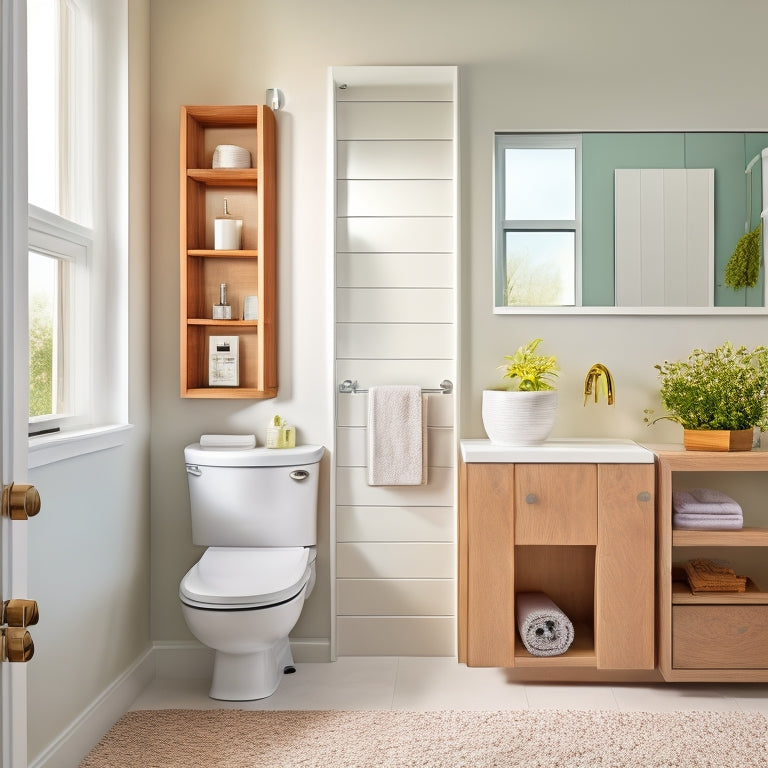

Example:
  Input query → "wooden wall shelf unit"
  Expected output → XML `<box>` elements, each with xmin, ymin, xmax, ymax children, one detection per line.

<box><xmin>652</xmin><ymin>444</ymin><xmax>768</xmax><ymax>681</ymax></box>
<box><xmin>458</xmin><ymin>459</ymin><xmax>656</xmax><ymax>680</ymax></box>
<box><xmin>180</xmin><ymin>105</ymin><xmax>277</xmax><ymax>399</ymax></box>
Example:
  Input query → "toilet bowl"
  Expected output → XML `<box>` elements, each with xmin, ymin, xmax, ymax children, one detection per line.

<box><xmin>180</xmin><ymin>441</ymin><xmax>324</xmax><ymax>700</ymax></box>
<box><xmin>180</xmin><ymin>546</ymin><xmax>316</xmax><ymax>700</ymax></box>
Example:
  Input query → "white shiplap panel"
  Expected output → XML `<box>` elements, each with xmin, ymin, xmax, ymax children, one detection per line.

<box><xmin>336</xmin><ymin>392</ymin><xmax>454</xmax><ymax>428</ymax></box>
<box><xmin>338</xmin><ymin>180</ymin><xmax>453</xmax><ymax>217</ymax></box>
<box><xmin>336</xmin><ymin>426</ymin><xmax>454</xmax><ymax>468</ymax></box>
<box><xmin>685</xmin><ymin>168</ymin><xmax>715</xmax><ymax>306</ymax></box>
<box><xmin>337</xmin><ymin>253</ymin><xmax>454</xmax><ymax>289</ymax></box>
<box><xmin>335</xmin><ymin>82</ymin><xmax>454</xmax><ymax>102</ymax></box>
<box><xmin>615</xmin><ymin>168</ymin><xmax>713</xmax><ymax>307</ymax></box>
<box><xmin>336</xmin><ymin>101</ymin><xmax>453</xmax><ymax>141</ymax></box>
<box><xmin>336</xmin><ymin>216</ymin><xmax>453</xmax><ymax>254</ymax></box>
<box><xmin>336</xmin><ymin>616</ymin><xmax>455</xmax><ymax>656</ymax></box>
<box><xmin>336</xmin><ymin>323</ymin><xmax>453</xmax><ymax>360</ymax></box>
<box><xmin>336</xmin><ymin>288</ymin><xmax>453</xmax><ymax>322</ymax></box>
<box><xmin>614</xmin><ymin>170</ymin><xmax>643</xmax><ymax>306</ymax></box>
<box><xmin>337</xmin><ymin>505</ymin><xmax>454</xmax><ymax>542</ymax></box>
<box><xmin>662</xmin><ymin>169</ymin><xmax>688</xmax><ymax>306</ymax></box>
<box><xmin>338</xmin><ymin>140</ymin><xmax>453</xmax><ymax>180</ymax></box>
<box><xmin>336</xmin><ymin>542</ymin><xmax>454</xmax><ymax>578</ymax></box>
<box><xmin>337</xmin><ymin>579</ymin><xmax>454</xmax><ymax>616</ymax></box>
<box><xmin>336</xmin><ymin>466</ymin><xmax>453</xmax><ymax>507</ymax></box>
<box><xmin>639</xmin><ymin>169</ymin><xmax>666</xmax><ymax>306</ymax></box>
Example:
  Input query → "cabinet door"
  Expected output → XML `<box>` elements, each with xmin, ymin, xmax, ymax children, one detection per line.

<box><xmin>515</xmin><ymin>464</ymin><xmax>597</xmax><ymax>545</ymax></box>
<box><xmin>595</xmin><ymin>463</ymin><xmax>655</xmax><ymax>669</ymax></box>
<box><xmin>466</xmin><ymin>464</ymin><xmax>516</xmax><ymax>667</ymax></box>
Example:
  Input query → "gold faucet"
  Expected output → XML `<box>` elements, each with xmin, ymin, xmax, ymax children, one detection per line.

<box><xmin>583</xmin><ymin>363</ymin><xmax>615</xmax><ymax>405</ymax></box>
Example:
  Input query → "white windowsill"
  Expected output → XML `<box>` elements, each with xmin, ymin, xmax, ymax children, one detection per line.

<box><xmin>28</xmin><ymin>423</ymin><xmax>133</xmax><ymax>469</ymax></box>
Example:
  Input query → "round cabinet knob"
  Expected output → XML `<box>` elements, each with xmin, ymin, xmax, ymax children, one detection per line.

<box><xmin>525</xmin><ymin>493</ymin><xmax>538</xmax><ymax>504</ymax></box>
<box><xmin>2</xmin><ymin>483</ymin><xmax>41</xmax><ymax>520</ymax></box>
<box><xmin>637</xmin><ymin>491</ymin><xmax>652</xmax><ymax>503</ymax></box>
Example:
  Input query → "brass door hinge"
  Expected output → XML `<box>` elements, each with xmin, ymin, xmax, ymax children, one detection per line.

<box><xmin>0</xmin><ymin>599</ymin><xmax>39</xmax><ymax>663</ymax></box>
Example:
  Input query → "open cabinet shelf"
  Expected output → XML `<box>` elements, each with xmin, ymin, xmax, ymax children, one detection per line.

<box><xmin>180</xmin><ymin>105</ymin><xmax>277</xmax><ymax>399</ymax></box>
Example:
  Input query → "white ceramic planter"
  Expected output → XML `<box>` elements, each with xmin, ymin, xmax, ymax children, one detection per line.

<box><xmin>481</xmin><ymin>390</ymin><xmax>558</xmax><ymax>446</ymax></box>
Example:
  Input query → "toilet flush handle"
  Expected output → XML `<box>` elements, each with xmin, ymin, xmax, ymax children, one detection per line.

<box><xmin>186</xmin><ymin>464</ymin><xmax>202</xmax><ymax>476</ymax></box>
<box><xmin>290</xmin><ymin>469</ymin><xmax>309</xmax><ymax>481</ymax></box>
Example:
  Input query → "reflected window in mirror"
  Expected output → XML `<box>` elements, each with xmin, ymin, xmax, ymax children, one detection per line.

<box><xmin>494</xmin><ymin>134</ymin><xmax>582</xmax><ymax>307</ymax></box>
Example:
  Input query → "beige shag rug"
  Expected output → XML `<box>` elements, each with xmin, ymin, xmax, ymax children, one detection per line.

<box><xmin>80</xmin><ymin>708</ymin><xmax>768</xmax><ymax>768</ymax></box>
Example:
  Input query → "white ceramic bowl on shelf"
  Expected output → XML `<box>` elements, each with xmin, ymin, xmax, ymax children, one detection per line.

<box><xmin>212</xmin><ymin>144</ymin><xmax>251</xmax><ymax>169</ymax></box>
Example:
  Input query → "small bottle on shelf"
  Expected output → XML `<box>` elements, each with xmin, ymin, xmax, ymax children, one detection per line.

<box><xmin>212</xmin><ymin>283</ymin><xmax>232</xmax><ymax>320</ymax></box>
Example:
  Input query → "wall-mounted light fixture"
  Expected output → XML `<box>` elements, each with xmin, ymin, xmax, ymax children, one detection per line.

<box><xmin>265</xmin><ymin>88</ymin><xmax>284</xmax><ymax>111</ymax></box>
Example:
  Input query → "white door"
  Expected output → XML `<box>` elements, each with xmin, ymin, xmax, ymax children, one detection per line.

<box><xmin>1</xmin><ymin>1</ymin><xmax>33</xmax><ymax>766</ymax></box>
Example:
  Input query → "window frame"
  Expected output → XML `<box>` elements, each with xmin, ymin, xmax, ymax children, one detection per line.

<box><xmin>494</xmin><ymin>133</ymin><xmax>583</xmax><ymax>309</ymax></box>
<box><xmin>25</xmin><ymin>0</ymin><xmax>131</xmax><ymax>468</ymax></box>
<box><xmin>27</xmin><ymin>204</ymin><xmax>92</xmax><ymax>434</ymax></box>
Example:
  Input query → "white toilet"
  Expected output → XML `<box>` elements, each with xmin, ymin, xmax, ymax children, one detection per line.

<box><xmin>180</xmin><ymin>441</ymin><xmax>324</xmax><ymax>701</ymax></box>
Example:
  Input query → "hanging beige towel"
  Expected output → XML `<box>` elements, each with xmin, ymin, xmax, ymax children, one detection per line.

<box><xmin>367</xmin><ymin>385</ymin><xmax>428</xmax><ymax>486</ymax></box>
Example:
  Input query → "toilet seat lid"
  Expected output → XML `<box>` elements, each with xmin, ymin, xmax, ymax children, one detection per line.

<box><xmin>180</xmin><ymin>547</ymin><xmax>313</xmax><ymax>607</ymax></box>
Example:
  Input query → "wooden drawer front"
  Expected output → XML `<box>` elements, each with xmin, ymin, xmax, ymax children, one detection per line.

<box><xmin>515</xmin><ymin>464</ymin><xmax>597</xmax><ymax>545</ymax></box>
<box><xmin>673</xmin><ymin>606</ymin><xmax>768</xmax><ymax>668</ymax></box>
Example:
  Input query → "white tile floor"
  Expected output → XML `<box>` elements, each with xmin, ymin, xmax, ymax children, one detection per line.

<box><xmin>129</xmin><ymin>657</ymin><xmax>768</xmax><ymax>713</ymax></box>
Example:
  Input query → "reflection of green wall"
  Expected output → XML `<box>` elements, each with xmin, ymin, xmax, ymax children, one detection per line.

<box><xmin>581</xmin><ymin>133</ymin><xmax>768</xmax><ymax>307</ymax></box>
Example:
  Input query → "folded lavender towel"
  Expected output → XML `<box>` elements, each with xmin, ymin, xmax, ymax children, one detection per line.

<box><xmin>689</xmin><ymin>488</ymin><xmax>739</xmax><ymax>504</ymax></box>
<box><xmin>673</xmin><ymin>513</ymin><xmax>743</xmax><ymax>530</ymax></box>
<box><xmin>672</xmin><ymin>490</ymin><xmax>742</xmax><ymax>516</ymax></box>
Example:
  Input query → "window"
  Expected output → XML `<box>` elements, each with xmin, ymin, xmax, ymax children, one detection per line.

<box><xmin>25</xmin><ymin>0</ymin><xmax>130</xmax><ymax>463</ymax></box>
<box><xmin>494</xmin><ymin>134</ymin><xmax>582</xmax><ymax>308</ymax></box>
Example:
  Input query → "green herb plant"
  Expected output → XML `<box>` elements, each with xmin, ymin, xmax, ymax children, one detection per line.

<box><xmin>724</xmin><ymin>223</ymin><xmax>762</xmax><ymax>290</ymax></box>
<box><xmin>493</xmin><ymin>338</ymin><xmax>559</xmax><ymax>392</ymax></box>
<box><xmin>645</xmin><ymin>341</ymin><xmax>768</xmax><ymax>430</ymax></box>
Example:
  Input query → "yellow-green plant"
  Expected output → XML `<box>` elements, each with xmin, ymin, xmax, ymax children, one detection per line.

<box><xmin>645</xmin><ymin>341</ymin><xmax>768</xmax><ymax>430</ymax></box>
<box><xmin>494</xmin><ymin>338</ymin><xmax>559</xmax><ymax>392</ymax></box>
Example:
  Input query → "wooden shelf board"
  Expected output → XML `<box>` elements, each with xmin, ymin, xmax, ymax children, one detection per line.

<box><xmin>672</xmin><ymin>579</ymin><xmax>768</xmax><ymax>604</ymax></box>
<box><xmin>187</xmin><ymin>249</ymin><xmax>258</xmax><ymax>258</ymax></box>
<box><xmin>187</xmin><ymin>168</ymin><xmax>258</xmax><ymax>187</ymax></box>
<box><xmin>181</xmin><ymin>386</ymin><xmax>277</xmax><ymax>400</ymax></box>
<box><xmin>186</xmin><ymin>319</ymin><xmax>259</xmax><ymax>327</ymax></box>
<box><xmin>514</xmin><ymin>623</ymin><xmax>596</xmax><ymax>668</ymax></box>
<box><xmin>672</xmin><ymin>527</ymin><xmax>768</xmax><ymax>547</ymax></box>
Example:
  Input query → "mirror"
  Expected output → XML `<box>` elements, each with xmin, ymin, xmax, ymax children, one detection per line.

<box><xmin>494</xmin><ymin>132</ymin><xmax>768</xmax><ymax>314</ymax></box>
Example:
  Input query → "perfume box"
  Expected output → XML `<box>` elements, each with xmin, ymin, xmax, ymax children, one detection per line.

<box><xmin>208</xmin><ymin>336</ymin><xmax>239</xmax><ymax>387</ymax></box>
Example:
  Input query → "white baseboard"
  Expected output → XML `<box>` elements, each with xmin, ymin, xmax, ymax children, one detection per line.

<box><xmin>30</xmin><ymin>636</ymin><xmax>332</xmax><ymax>767</ymax></box>
<box><xmin>29</xmin><ymin>647</ymin><xmax>155</xmax><ymax>768</ymax></box>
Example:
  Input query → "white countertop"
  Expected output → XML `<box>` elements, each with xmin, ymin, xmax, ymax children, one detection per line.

<box><xmin>460</xmin><ymin>437</ymin><xmax>655</xmax><ymax>464</ymax></box>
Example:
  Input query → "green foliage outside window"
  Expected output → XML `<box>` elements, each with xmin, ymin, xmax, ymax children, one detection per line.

<box><xmin>29</xmin><ymin>293</ymin><xmax>53</xmax><ymax>417</ymax></box>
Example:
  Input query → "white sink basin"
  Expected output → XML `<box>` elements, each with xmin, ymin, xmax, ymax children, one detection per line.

<box><xmin>460</xmin><ymin>437</ymin><xmax>654</xmax><ymax>464</ymax></box>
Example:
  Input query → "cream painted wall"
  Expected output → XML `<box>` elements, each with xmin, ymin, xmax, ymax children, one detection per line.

<box><xmin>149</xmin><ymin>0</ymin><xmax>768</xmax><ymax>649</ymax></box>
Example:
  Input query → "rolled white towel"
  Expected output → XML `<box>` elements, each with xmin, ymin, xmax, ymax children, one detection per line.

<box><xmin>516</xmin><ymin>591</ymin><xmax>574</xmax><ymax>657</ymax></box>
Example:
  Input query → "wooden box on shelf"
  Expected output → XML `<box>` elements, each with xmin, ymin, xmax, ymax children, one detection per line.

<box><xmin>180</xmin><ymin>105</ymin><xmax>277</xmax><ymax>399</ymax></box>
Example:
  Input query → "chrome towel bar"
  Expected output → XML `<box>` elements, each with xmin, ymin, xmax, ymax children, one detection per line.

<box><xmin>338</xmin><ymin>379</ymin><xmax>453</xmax><ymax>395</ymax></box>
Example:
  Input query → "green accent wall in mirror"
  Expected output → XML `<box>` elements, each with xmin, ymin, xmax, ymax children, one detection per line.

<box><xmin>494</xmin><ymin>132</ymin><xmax>768</xmax><ymax>314</ymax></box>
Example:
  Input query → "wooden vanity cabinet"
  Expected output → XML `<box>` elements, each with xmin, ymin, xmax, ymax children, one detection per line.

<box><xmin>458</xmin><ymin>461</ymin><xmax>655</xmax><ymax>675</ymax></box>
<box><xmin>653</xmin><ymin>445</ymin><xmax>768</xmax><ymax>682</ymax></box>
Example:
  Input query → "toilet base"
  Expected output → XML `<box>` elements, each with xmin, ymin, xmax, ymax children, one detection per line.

<box><xmin>209</xmin><ymin>636</ymin><xmax>294</xmax><ymax>701</ymax></box>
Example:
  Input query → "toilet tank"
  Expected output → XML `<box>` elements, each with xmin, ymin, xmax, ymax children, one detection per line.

<box><xmin>184</xmin><ymin>443</ymin><xmax>324</xmax><ymax>547</ymax></box>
